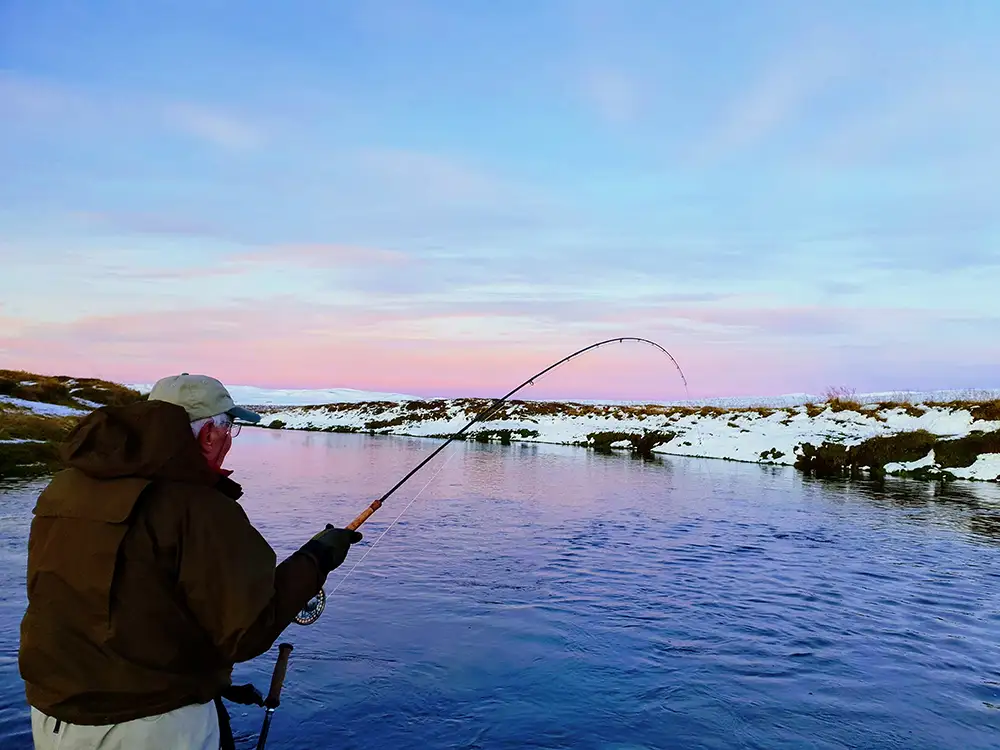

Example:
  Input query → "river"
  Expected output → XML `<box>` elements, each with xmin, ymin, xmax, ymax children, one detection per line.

<box><xmin>2</xmin><ymin>428</ymin><xmax>999</xmax><ymax>748</ymax></box>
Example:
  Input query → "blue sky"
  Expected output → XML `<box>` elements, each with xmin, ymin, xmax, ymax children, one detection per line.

<box><xmin>1</xmin><ymin>1</ymin><xmax>998</xmax><ymax>399</ymax></box>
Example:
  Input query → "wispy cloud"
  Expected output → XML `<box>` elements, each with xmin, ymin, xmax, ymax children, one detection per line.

<box><xmin>89</xmin><ymin>243</ymin><xmax>412</xmax><ymax>283</ymax></box>
<box><xmin>162</xmin><ymin>103</ymin><xmax>264</xmax><ymax>150</ymax></box>
<box><xmin>0</xmin><ymin>70</ymin><xmax>265</xmax><ymax>151</ymax></box>
<box><xmin>815</xmin><ymin>69</ymin><xmax>1000</xmax><ymax>168</ymax></box>
<box><xmin>0</xmin><ymin>70</ymin><xmax>87</xmax><ymax>120</ymax></box>
<box><xmin>105</xmin><ymin>265</ymin><xmax>246</xmax><ymax>282</ymax></box>
<box><xmin>695</xmin><ymin>34</ymin><xmax>856</xmax><ymax>162</ymax></box>
<box><xmin>354</xmin><ymin>147</ymin><xmax>514</xmax><ymax>204</ymax></box>
<box><xmin>236</xmin><ymin>243</ymin><xmax>411</xmax><ymax>268</ymax></box>
<box><xmin>72</xmin><ymin>210</ymin><xmax>232</xmax><ymax>240</ymax></box>
<box><xmin>579</xmin><ymin>67</ymin><xmax>642</xmax><ymax>125</ymax></box>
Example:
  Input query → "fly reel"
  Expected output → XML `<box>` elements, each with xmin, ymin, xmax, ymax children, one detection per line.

<box><xmin>294</xmin><ymin>587</ymin><xmax>326</xmax><ymax>626</ymax></box>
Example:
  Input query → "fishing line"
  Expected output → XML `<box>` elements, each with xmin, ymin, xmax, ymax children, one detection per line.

<box><xmin>294</xmin><ymin>336</ymin><xmax>688</xmax><ymax>625</ymax></box>
<box><xmin>328</xmin><ymin>447</ymin><xmax>458</xmax><ymax>596</ymax></box>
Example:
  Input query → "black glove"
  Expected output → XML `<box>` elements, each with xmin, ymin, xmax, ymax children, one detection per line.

<box><xmin>301</xmin><ymin>525</ymin><xmax>363</xmax><ymax>575</ymax></box>
<box><xmin>221</xmin><ymin>683</ymin><xmax>265</xmax><ymax>707</ymax></box>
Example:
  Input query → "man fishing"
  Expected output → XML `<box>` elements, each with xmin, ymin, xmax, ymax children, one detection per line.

<box><xmin>18</xmin><ymin>373</ymin><xmax>362</xmax><ymax>749</ymax></box>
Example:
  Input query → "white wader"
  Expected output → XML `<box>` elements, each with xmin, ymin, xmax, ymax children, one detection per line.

<box><xmin>30</xmin><ymin>701</ymin><xmax>220</xmax><ymax>750</ymax></box>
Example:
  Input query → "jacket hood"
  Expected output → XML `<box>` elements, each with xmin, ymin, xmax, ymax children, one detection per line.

<box><xmin>62</xmin><ymin>400</ymin><xmax>220</xmax><ymax>485</ymax></box>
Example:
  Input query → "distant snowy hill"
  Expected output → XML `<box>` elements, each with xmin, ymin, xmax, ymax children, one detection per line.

<box><xmin>130</xmin><ymin>383</ymin><xmax>420</xmax><ymax>406</ymax></box>
<box><xmin>134</xmin><ymin>384</ymin><xmax>1000</xmax><ymax>409</ymax></box>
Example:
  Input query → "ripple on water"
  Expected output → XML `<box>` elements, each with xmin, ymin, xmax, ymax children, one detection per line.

<box><xmin>2</xmin><ymin>438</ymin><xmax>1000</xmax><ymax>749</ymax></box>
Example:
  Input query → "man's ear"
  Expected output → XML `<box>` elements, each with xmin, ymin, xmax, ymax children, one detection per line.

<box><xmin>196</xmin><ymin>420</ymin><xmax>214</xmax><ymax>446</ymax></box>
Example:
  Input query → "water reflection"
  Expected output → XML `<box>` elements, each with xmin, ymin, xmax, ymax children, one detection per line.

<box><xmin>799</xmin><ymin>472</ymin><xmax>1000</xmax><ymax>545</ymax></box>
<box><xmin>1</xmin><ymin>432</ymin><xmax>999</xmax><ymax>750</ymax></box>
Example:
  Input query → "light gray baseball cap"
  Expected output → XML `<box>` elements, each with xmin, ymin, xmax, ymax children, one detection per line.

<box><xmin>148</xmin><ymin>373</ymin><xmax>261</xmax><ymax>423</ymax></box>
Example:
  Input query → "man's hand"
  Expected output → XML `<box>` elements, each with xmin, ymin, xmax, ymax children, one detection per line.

<box><xmin>301</xmin><ymin>525</ymin><xmax>363</xmax><ymax>575</ymax></box>
<box><xmin>222</xmin><ymin>683</ymin><xmax>265</xmax><ymax>707</ymax></box>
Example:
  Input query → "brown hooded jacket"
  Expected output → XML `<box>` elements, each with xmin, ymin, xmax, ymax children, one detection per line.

<box><xmin>18</xmin><ymin>400</ymin><xmax>324</xmax><ymax>725</ymax></box>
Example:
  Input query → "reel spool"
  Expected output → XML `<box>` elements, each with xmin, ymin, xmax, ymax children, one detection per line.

<box><xmin>293</xmin><ymin>588</ymin><xmax>326</xmax><ymax>626</ymax></box>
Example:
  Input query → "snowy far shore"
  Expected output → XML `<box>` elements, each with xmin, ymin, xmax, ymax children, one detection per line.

<box><xmin>7</xmin><ymin>375</ymin><xmax>997</xmax><ymax>484</ymax></box>
<box><xmin>249</xmin><ymin>395</ymin><xmax>1000</xmax><ymax>483</ymax></box>
<box><xmin>129</xmin><ymin>384</ymin><xmax>1000</xmax><ymax>409</ymax></box>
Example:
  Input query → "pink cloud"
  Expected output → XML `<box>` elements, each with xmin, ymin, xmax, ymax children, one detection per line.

<box><xmin>0</xmin><ymin>301</ymin><xmax>981</xmax><ymax>401</ymax></box>
<box><xmin>0</xmin><ymin>301</ymin><xmax>826</xmax><ymax>400</ymax></box>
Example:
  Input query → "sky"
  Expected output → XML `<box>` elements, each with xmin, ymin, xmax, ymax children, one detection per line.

<box><xmin>1</xmin><ymin>0</ymin><xmax>998</xmax><ymax>401</ymax></box>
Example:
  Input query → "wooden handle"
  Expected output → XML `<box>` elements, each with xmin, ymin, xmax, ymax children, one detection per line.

<box><xmin>264</xmin><ymin>643</ymin><xmax>293</xmax><ymax>709</ymax></box>
<box><xmin>346</xmin><ymin>499</ymin><xmax>382</xmax><ymax>531</ymax></box>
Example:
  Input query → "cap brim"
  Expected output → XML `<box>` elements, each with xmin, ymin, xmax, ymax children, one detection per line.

<box><xmin>227</xmin><ymin>406</ymin><xmax>261</xmax><ymax>424</ymax></box>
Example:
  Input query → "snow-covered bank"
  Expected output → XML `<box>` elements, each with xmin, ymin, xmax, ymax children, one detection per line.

<box><xmin>251</xmin><ymin>398</ymin><xmax>1000</xmax><ymax>483</ymax></box>
<box><xmin>5</xmin><ymin>366</ymin><xmax>1000</xmax><ymax>484</ymax></box>
<box><xmin>0</xmin><ymin>396</ymin><xmax>86</xmax><ymax>417</ymax></box>
<box><xmin>0</xmin><ymin>370</ymin><xmax>144</xmax><ymax>477</ymax></box>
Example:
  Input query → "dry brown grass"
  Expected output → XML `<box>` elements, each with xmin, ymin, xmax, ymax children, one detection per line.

<box><xmin>873</xmin><ymin>402</ymin><xmax>927</xmax><ymax>418</ymax></box>
<box><xmin>0</xmin><ymin>408</ymin><xmax>77</xmax><ymax>478</ymax></box>
<box><xmin>0</xmin><ymin>410</ymin><xmax>78</xmax><ymax>442</ymax></box>
<box><xmin>364</xmin><ymin>415</ymin><xmax>410</xmax><ymax>431</ymax></box>
<box><xmin>827</xmin><ymin>397</ymin><xmax>863</xmax><ymax>413</ymax></box>
<box><xmin>0</xmin><ymin>369</ymin><xmax>142</xmax><ymax>408</ymax></box>
<box><xmin>804</xmin><ymin>403</ymin><xmax>826</xmax><ymax>418</ymax></box>
<box><xmin>796</xmin><ymin>430</ymin><xmax>938</xmax><ymax>477</ymax></box>
<box><xmin>936</xmin><ymin>430</ymin><xmax>1000</xmax><ymax>469</ymax></box>
<box><xmin>0</xmin><ymin>369</ymin><xmax>143</xmax><ymax>477</ymax></box>
<box><xmin>696</xmin><ymin>406</ymin><xmax>726</xmax><ymax>417</ymax></box>
<box><xmin>0</xmin><ymin>370</ymin><xmax>77</xmax><ymax>406</ymax></box>
<box><xmin>0</xmin><ymin>441</ymin><xmax>62</xmax><ymax>477</ymax></box>
<box><xmin>921</xmin><ymin>399</ymin><xmax>1000</xmax><ymax>421</ymax></box>
<box><xmin>821</xmin><ymin>386</ymin><xmax>863</xmax><ymax>413</ymax></box>
<box><xmin>587</xmin><ymin>430</ymin><xmax>675</xmax><ymax>457</ymax></box>
<box><xmin>970</xmin><ymin>400</ymin><xmax>1000</xmax><ymax>422</ymax></box>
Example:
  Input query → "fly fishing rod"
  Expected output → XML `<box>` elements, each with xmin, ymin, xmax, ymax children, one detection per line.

<box><xmin>294</xmin><ymin>337</ymin><xmax>687</xmax><ymax>625</ymax></box>
<box><xmin>256</xmin><ymin>643</ymin><xmax>293</xmax><ymax>750</ymax></box>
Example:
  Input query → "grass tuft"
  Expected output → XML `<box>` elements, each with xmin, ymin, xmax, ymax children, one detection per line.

<box><xmin>935</xmin><ymin>430</ymin><xmax>1000</xmax><ymax>469</ymax></box>
<box><xmin>970</xmin><ymin>400</ymin><xmax>1000</xmax><ymax>422</ymax></box>
<box><xmin>587</xmin><ymin>430</ymin><xmax>675</xmax><ymax>458</ymax></box>
<box><xmin>796</xmin><ymin>430</ymin><xmax>939</xmax><ymax>478</ymax></box>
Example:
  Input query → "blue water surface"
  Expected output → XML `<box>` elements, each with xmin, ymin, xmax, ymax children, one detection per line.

<box><xmin>2</xmin><ymin>428</ymin><xmax>1000</xmax><ymax>749</ymax></box>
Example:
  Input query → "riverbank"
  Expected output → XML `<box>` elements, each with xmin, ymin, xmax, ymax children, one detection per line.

<box><xmin>2</xmin><ymin>370</ymin><xmax>999</xmax><ymax>483</ymax></box>
<box><xmin>0</xmin><ymin>370</ymin><xmax>143</xmax><ymax>477</ymax></box>
<box><xmin>253</xmin><ymin>396</ymin><xmax>1000</xmax><ymax>483</ymax></box>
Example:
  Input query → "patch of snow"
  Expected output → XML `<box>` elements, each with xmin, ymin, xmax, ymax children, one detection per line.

<box><xmin>74</xmin><ymin>398</ymin><xmax>105</xmax><ymax>410</ymax></box>
<box><xmin>0</xmin><ymin>438</ymin><xmax>46</xmax><ymax>444</ymax></box>
<box><xmin>950</xmin><ymin>454</ymin><xmax>1000</xmax><ymax>482</ymax></box>
<box><xmin>885</xmin><ymin>450</ymin><xmax>937</xmax><ymax>475</ymax></box>
<box><xmin>0</xmin><ymin>396</ymin><xmax>85</xmax><ymax>417</ymax></box>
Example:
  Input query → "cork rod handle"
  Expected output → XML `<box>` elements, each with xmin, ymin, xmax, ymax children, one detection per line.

<box><xmin>346</xmin><ymin>499</ymin><xmax>383</xmax><ymax>531</ymax></box>
<box><xmin>264</xmin><ymin>643</ymin><xmax>293</xmax><ymax>709</ymax></box>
